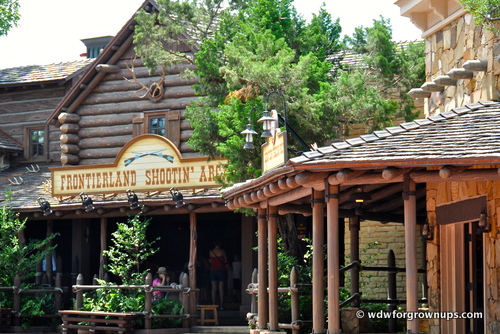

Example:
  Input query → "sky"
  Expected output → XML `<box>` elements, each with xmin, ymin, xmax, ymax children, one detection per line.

<box><xmin>0</xmin><ymin>0</ymin><xmax>422</xmax><ymax>69</ymax></box>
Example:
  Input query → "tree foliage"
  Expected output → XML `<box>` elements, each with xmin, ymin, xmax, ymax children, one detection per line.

<box><xmin>460</xmin><ymin>0</ymin><xmax>500</xmax><ymax>33</ymax></box>
<box><xmin>0</xmin><ymin>0</ymin><xmax>20</xmax><ymax>36</ymax></box>
<box><xmin>134</xmin><ymin>0</ymin><xmax>425</xmax><ymax>186</ymax></box>
<box><xmin>0</xmin><ymin>191</ymin><xmax>57</xmax><ymax>306</ymax></box>
<box><xmin>103</xmin><ymin>212</ymin><xmax>159</xmax><ymax>284</ymax></box>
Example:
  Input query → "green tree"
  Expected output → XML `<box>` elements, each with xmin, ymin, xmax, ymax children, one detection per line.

<box><xmin>0</xmin><ymin>191</ymin><xmax>57</xmax><ymax>307</ymax></box>
<box><xmin>103</xmin><ymin>212</ymin><xmax>159</xmax><ymax>284</ymax></box>
<box><xmin>460</xmin><ymin>0</ymin><xmax>500</xmax><ymax>33</ymax></box>
<box><xmin>133</xmin><ymin>1</ymin><xmax>424</xmax><ymax>185</ymax></box>
<box><xmin>0</xmin><ymin>0</ymin><xmax>20</xmax><ymax>36</ymax></box>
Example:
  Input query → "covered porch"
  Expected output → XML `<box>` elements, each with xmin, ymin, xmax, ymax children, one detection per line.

<box><xmin>222</xmin><ymin>101</ymin><xmax>500</xmax><ymax>333</ymax></box>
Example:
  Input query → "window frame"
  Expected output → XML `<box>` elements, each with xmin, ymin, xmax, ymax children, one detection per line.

<box><xmin>24</xmin><ymin>125</ymin><xmax>47</xmax><ymax>161</ymax></box>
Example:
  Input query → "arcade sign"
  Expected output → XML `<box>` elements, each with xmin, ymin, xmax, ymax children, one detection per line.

<box><xmin>50</xmin><ymin>134</ymin><xmax>227</xmax><ymax>196</ymax></box>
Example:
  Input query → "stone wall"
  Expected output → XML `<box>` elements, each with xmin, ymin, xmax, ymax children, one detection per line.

<box><xmin>422</xmin><ymin>13</ymin><xmax>500</xmax><ymax>117</ymax></box>
<box><xmin>343</xmin><ymin>220</ymin><xmax>426</xmax><ymax>303</ymax></box>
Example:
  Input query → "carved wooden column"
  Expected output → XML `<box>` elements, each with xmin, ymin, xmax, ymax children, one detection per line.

<box><xmin>349</xmin><ymin>216</ymin><xmax>360</xmax><ymax>308</ymax></box>
<box><xmin>404</xmin><ymin>177</ymin><xmax>418</xmax><ymax>333</ymax></box>
<box><xmin>312</xmin><ymin>189</ymin><xmax>325</xmax><ymax>333</ymax></box>
<box><xmin>257</xmin><ymin>208</ymin><xmax>269</xmax><ymax>330</ymax></box>
<box><xmin>326</xmin><ymin>184</ymin><xmax>341</xmax><ymax>334</ymax></box>
<box><xmin>268</xmin><ymin>205</ymin><xmax>279</xmax><ymax>331</ymax></box>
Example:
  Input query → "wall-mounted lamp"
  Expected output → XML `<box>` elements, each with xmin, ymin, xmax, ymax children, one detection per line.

<box><xmin>169</xmin><ymin>187</ymin><xmax>185</xmax><ymax>209</ymax></box>
<box><xmin>349</xmin><ymin>186</ymin><xmax>372</xmax><ymax>216</ymax></box>
<box><xmin>80</xmin><ymin>192</ymin><xmax>94</xmax><ymax>212</ymax></box>
<box><xmin>478</xmin><ymin>208</ymin><xmax>490</xmax><ymax>233</ymax></box>
<box><xmin>126</xmin><ymin>189</ymin><xmax>139</xmax><ymax>210</ymax></box>
<box><xmin>37</xmin><ymin>197</ymin><xmax>52</xmax><ymax>216</ymax></box>
<box><xmin>421</xmin><ymin>220</ymin><xmax>433</xmax><ymax>241</ymax></box>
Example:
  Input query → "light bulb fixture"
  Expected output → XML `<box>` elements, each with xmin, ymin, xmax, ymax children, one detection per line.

<box><xmin>348</xmin><ymin>186</ymin><xmax>372</xmax><ymax>203</ymax></box>
<box><xmin>37</xmin><ymin>197</ymin><xmax>52</xmax><ymax>216</ymax></box>
<box><xmin>169</xmin><ymin>187</ymin><xmax>185</xmax><ymax>209</ymax></box>
<box><xmin>349</xmin><ymin>186</ymin><xmax>372</xmax><ymax>216</ymax></box>
<box><xmin>80</xmin><ymin>192</ymin><xmax>94</xmax><ymax>212</ymax></box>
<box><xmin>421</xmin><ymin>220</ymin><xmax>433</xmax><ymax>241</ymax></box>
<box><xmin>126</xmin><ymin>189</ymin><xmax>139</xmax><ymax>210</ymax></box>
<box><xmin>478</xmin><ymin>208</ymin><xmax>490</xmax><ymax>233</ymax></box>
<box><xmin>241</xmin><ymin>124</ymin><xmax>258</xmax><ymax>149</ymax></box>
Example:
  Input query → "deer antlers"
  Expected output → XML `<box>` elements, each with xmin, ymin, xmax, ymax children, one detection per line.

<box><xmin>9</xmin><ymin>177</ymin><xmax>24</xmax><ymax>185</ymax></box>
<box><xmin>124</xmin><ymin>58</ymin><xmax>166</xmax><ymax>103</ymax></box>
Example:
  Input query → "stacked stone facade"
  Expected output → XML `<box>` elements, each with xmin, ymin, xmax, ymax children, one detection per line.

<box><xmin>422</xmin><ymin>13</ymin><xmax>499</xmax><ymax>116</ymax></box>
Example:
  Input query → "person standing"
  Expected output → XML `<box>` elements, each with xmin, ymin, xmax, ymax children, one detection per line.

<box><xmin>209</xmin><ymin>242</ymin><xmax>227</xmax><ymax>309</ymax></box>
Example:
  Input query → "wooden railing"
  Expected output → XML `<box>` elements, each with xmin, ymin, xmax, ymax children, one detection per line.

<box><xmin>71</xmin><ymin>272</ymin><xmax>195</xmax><ymax>329</ymax></box>
<box><xmin>246</xmin><ymin>267</ymin><xmax>305</xmax><ymax>334</ymax></box>
<box><xmin>0</xmin><ymin>273</ymin><xmax>63</xmax><ymax>327</ymax></box>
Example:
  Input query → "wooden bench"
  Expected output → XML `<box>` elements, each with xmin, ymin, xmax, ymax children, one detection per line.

<box><xmin>196</xmin><ymin>305</ymin><xmax>218</xmax><ymax>326</ymax></box>
<box><xmin>59</xmin><ymin>310</ymin><xmax>135</xmax><ymax>334</ymax></box>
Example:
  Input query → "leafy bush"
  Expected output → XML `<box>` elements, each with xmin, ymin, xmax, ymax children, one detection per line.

<box><xmin>20</xmin><ymin>288</ymin><xmax>57</xmax><ymax>328</ymax></box>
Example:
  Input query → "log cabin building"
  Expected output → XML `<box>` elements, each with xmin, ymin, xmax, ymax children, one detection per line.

<box><xmin>223</xmin><ymin>1</ymin><xmax>500</xmax><ymax>333</ymax></box>
<box><xmin>0</xmin><ymin>0</ymin><xmax>254</xmax><ymax>319</ymax></box>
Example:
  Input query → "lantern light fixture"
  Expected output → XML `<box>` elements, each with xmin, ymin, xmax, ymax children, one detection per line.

<box><xmin>80</xmin><ymin>192</ymin><xmax>94</xmax><ymax>212</ymax></box>
<box><xmin>169</xmin><ymin>187</ymin><xmax>185</xmax><ymax>209</ymax></box>
<box><xmin>126</xmin><ymin>189</ymin><xmax>139</xmax><ymax>210</ymax></box>
<box><xmin>37</xmin><ymin>197</ymin><xmax>52</xmax><ymax>216</ymax></box>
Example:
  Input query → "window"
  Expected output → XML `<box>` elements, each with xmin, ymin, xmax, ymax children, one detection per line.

<box><xmin>148</xmin><ymin>115</ymin><xmax>166</xmax><ymax>136</ymax></box>
<box><xmin>24</xmin><ymin>127</ymin><xmax>46</xmax><ymax>160</ymax></box>
<box><xmin>144</xmin><ymin>110</ymin><xmax>181</xmax><ymax>147</ymax></box>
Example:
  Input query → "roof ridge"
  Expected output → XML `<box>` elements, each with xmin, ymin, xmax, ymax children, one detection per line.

<box><xmin>290</xmin><ymin>100</ymin><xmax>500</xmax><ymax>164</ymax></box>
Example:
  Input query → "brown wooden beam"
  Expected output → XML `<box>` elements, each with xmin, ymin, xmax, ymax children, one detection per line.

<box><xmin>257</xmin><ymin>208</ymin><xmax>268</xmax><ymax>330</ymax></box>
<box><xmin>312</xmin><ymin>190</ymin><xmax>325</xmax><ymax>334</ymax></box>
<box><xmin>404</xmin><ymin>177</ymin><xmax>418</xmax><ymax>333</ymax></box>
<box><xmin>326</xmin><ymin>184</ymin><xmax>341</xmax><ymax>334</ymax></box>
<box><xmin>438</xmin><ymin>165</ymin><xmax>469</xmax><ymax>179</ymax></box>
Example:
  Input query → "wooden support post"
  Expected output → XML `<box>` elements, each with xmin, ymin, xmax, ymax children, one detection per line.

<box><xmin>99</xmin><ymin>217</ymin><xmax>107</xmax><ymax>280</ymax></box>
<box><xmin>251</xmin><ymin>268</ymin><xmax>258</xmax><ymax>315</ymax></box>
<box><xmin>290</xmin><ymin>267</ymin><xmax>299</xmax><ymax>334</ymax></box>
<box><xmin>257</xmin><ymin>208</ymin><xmax>269</xmax><ymax>330</ymax></box>
<box><xmin>349</xmin><ymin>216</ymin><xmax>360</xmax><ymax>308</ymax></box>
<box><xmin>145</xmin><ymin>273</ymin><xmax>152</xmax><ymax>329</ymax></box>
<box><xmin>13</xmin><ymin>274</ymin><xmax>20</xmax><ymax>326</ymax></box>
<box><xmin>189</xmin><ymin>212</ymin><xmax>197</xmax><ymax>325</ymax></box>
<box><xmin>404</xmin><ymin>177</ymin><xmax>418</xmax><ymax>333</ymax></box>
<box><xmin>268</xmin><ymin>206</ymin><xmax>279</xmax><ymax>332</ymax></box>
<box><xmin>326</xmin><ymin>184</ymin><xmax>341</xmax><ymax>334</ymax></box>
<box><xmin>181</xmin><ymin>273</ymin><xmax>190</xmax><ymax>328</ymax></box>
<box><xmin>312</xmin><ymin>190</ymin><xmax>325</xmax><ymax>334</ymax></box>
<box><xmin>46</xmin><ymin>220</ymin><xmax>54</xmax><ymax>285</ymax></box>
<box><xmin>76</xmin><ymin>274</ymin><xmax>83</xmax><ymax>310</ymax></box>
<box><xmin>55</xmin><ymin>273</ymin><xmax>62</xmax><ymax>311</ymax></box>
<box><xmin>387</xmin><ymin>250</ymin><xmax>397</xmax><ymax>333</ymax></box>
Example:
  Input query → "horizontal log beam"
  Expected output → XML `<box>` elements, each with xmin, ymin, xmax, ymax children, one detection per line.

<box><xmin>79</xmin><ymin>136</ymin><xmax>131</xmax><ymax>149</ymax></box>
<box><xmin>60</xmin><ymin>123</ymin><xmax>80</xmax><ymax>134</ymax></box>
<box><xmin>76</xmin><ymin>97</ymin><xmax>194</xmax><ymax>116</ymax></box>
<box><xmin>95</xmin><ymin>76</ymin><xmax>199</xmax><ymax>93</ymax></box>
<box><xmin>58</xmin><ymin>112</ymin><xmax>80</xmax><ymax>124</ymax></box>
<box><xmin>61</xmin><ymin>154</ymin><xmax>80</xmax><ymax>165</ymax></box>
<box><xmin>60</xmin><ymin>144</ymin><xmax>79</xmax><ymax>155</ymax></box>
<box><xmin>411</xmin><ymin>169</ymin><xmax>500</xmax><ymax>183</ymax></box>
<box><xmin>95</xmin><ymin>64</ymin><xmax>120</xmax><ymax>73</ymax></box>
<box><xmin>79</xmin><ymin>124</ymin><xmax>133</xmax><ymax>138</ymax></box>
<box><xmin>60</xmin><ymin>134</ymin><xmax>79</xmax><ymax>144</ymax></box>
<box><xmin>82</xmin><ymin>86</ymin><xmax>196</xmax><ymax>105</ymax></box>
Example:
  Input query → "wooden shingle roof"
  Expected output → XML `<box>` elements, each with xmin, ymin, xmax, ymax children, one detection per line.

<box><xmin>288</xmin><ymin>101</ymin><xmax>500</xmax><ymax>169</ymax></box>
<box><xmin>0</xmin><ymin>59</ymin><xmax>93</xmax><ymax>87</ymax></box>
<box><xmin>0</xmin><ymin>130</ymin><xmax>22</xmax><ymax>152</ymax></box>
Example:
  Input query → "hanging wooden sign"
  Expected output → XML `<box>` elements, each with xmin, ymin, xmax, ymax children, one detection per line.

<box><xmin>50</xmin><ymin>134</ymin><xmax>227</xmax><ymax>196</ymax></box>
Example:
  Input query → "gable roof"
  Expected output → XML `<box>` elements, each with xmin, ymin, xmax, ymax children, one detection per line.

<box><xmin>0</xmin><ymin>59</ymin><xmax>93</xmax><ymax>87</ymax></box>
<box><xmin>288</xmin><ymin>100</ymin><xmax>500</xmax><ymax>170</ymax></box>
<box><xmin>47</xmin><ymin>0</ymin><xmax>189</xmax><ymax>125</ymax></box>
<box><xmin>0</xmin><ymin>130</ymin><xmax>22</xmax><ymax>152</ymax></box>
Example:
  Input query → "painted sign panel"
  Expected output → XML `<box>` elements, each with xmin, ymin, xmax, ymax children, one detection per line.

<box><xmin>50</xmin><ymin>134</ymin><xmax>227</xmax><ymax>196</ymax></box>
<box><xmin>262</xmin><ymin>131</ymin><xmax>287</xmax><ymax>173</ymax></box>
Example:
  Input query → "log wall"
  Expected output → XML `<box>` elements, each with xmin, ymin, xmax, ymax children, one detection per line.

<box><xmin>62</xmin><ymin>52</ymin><xmax>199</xmax><ymax>165</ymax></box>
<box><xmin>0</xmin><ymin>84</ymin><xmax>70</xmax><ymax>163</ymax></box>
